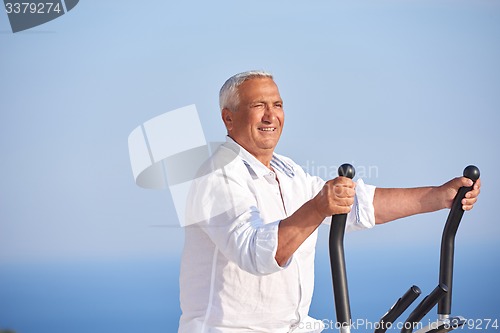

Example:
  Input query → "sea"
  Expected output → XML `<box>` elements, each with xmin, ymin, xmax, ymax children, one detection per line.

<box><xmin>0</xmin><ymin>238</ymin><xmax>498</xmax><ymax>333</ymax></box>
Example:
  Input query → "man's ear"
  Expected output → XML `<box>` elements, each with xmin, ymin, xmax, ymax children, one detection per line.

<box><xmin>221</xmin><ymin>108</ymin><xmax>233</xmax><ymax>132</ymax></box>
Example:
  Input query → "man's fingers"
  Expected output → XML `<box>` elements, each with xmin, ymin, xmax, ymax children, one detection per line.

<box><xmin>462</xmin><ymin>197</ymin><xmax>477</xmax><ymax>210</ymax></box>
<box><xmin>463</xmin><ymin>177</ymin><xmax>480</xmax><ymax>210</ymax></box>
<box><xmin>462</xmin><ymin>175</ymin><xmax>479</xmax><ymax>209</ymax></box>
<box><xmin>465</xmin><ymin>178</ymin><xmax>481</xmax><ymax>198</ymax></box>
<box><xmin>323</xmin><ymin>178</ymin><xmax>356</xmax><ymax>200</ymax></box>
<box><xmin>327</xmin><ymin>177</ymin><xmax>356</xmax><ymax>187</ymax></box>
<box><xmin>461</xmin><ymin>177</ymin><xmax>474</xmax><ymax>187</ymax></box>
<box><xmin>465</xmin><ymin>188</ymin><xmax>480</xmax><ymax>198</ymax></box>
<box><xmin>315</xmin><ymin>177</ymin><xmax>357</xmax><ymax>217</ymax></box>
<box><xmin>462</xmin><ymin>204</ymin><xmax>474</xmax><ymax>211</ymax></box>
<box><xmin>332</xmin><ymin>185</ymin><xmax>356</xmax><ymax>198</ymax></box>
<box><xmin>331</xmin><ymin>196</ymin><xmax>354</xmax><ymax>206</ymax></box>
<box><xmin>334</xmin><ymin>206</ymin><xmax>352</xmax><ymax>214</ymax></box>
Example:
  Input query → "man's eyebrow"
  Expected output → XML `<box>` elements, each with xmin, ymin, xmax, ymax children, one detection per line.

<box><xmin>247</xmin><ymin>99</ymin><xmax>283</xmax><ymax>106</ymax></box>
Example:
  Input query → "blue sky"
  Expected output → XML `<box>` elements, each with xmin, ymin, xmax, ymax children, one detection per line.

<box><xmin>1</xmin><ymin>0</ymin><xmax>499</xmax><ymax>330</ymax></box>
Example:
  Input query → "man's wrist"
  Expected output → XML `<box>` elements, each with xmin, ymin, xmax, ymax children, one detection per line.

<box><xmin>432</xmin><ymin>185</ymin><xmax>449</xmax><ymax>211</ymax></box>
<box><xmin>310</xmin><ymin>196</ymin><xmax>328</xmax><ymax>221</ymax></box>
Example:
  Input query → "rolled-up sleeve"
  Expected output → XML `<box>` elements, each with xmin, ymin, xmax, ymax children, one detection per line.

<box><xmin>346</xmin><ymin>179</ymin><xmax>376</xmax><ymax>232</ymax></box>
<box><xmin>189</xmin><ymin>163</ymin><xmax>286</xmax><ymax>276</ymax></box>
<box><xmin>254</xmin><ymin>220</ymin><xmax>289</xmax><ymax>273</ymax></box>
<box><xmin>201</xmin><ymin>208</ymin><xmax>286</xmax><ymax>276</ymax></box>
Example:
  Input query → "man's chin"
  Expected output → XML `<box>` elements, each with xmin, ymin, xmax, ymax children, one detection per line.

<box><xmin>259</xmin><ymin>135</ymin><xmax>280</xmax><ymax>146</ymax></box>
<box><xmin>258</xmin><ymin>142</ymin><xmax>279</xmax><ymax>151</ymax></box>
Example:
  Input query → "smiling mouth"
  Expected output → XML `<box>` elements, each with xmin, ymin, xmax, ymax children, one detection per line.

<box><xmin>258</xmin><ymin>127</ymin><xmax>276</xmax><ymax>132</ymax></box>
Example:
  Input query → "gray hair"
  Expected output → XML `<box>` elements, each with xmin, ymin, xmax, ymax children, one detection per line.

<box><xmin>219</xmin><ymin>70</ymin><xmax>273</xmax><ymax>112</ymax></box>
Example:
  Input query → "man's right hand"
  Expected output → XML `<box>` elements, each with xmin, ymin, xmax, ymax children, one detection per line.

<box><xmin>313</xmin><ymin>177</ymin><xmax>356</xmax><ymax>219</ymax></box>
<box><xmin>276</xmin><ymin>177</ymin><xmax>355</xmax><ymax>266</ymax></box>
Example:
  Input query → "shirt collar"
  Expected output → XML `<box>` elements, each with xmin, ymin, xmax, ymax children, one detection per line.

<box><xmin>224</xmin><ymin>136</ymin><xmax>294</xmax><ymax>179</ymax></box>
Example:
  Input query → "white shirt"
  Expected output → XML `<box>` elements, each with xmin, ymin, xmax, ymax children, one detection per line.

<box><xmin>178</xmin><ymin>138</ymin><xmax>376</xmax><ymax>333</ymax></box>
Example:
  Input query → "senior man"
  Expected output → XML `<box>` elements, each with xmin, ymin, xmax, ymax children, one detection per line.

<box><xmin>178</xmin><ymin>70</ymin><xmax>481</xmax><ymax>333</ymax></box>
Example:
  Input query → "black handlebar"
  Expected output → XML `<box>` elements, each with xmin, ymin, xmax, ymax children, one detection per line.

<box><xmin>374</xmin><ymin>285</ymin><xmax>421</xmax><ymax>333</ymax></box>
<box><xmin>329</xmin><ymin>164</ymin><xmax>479</xmax><ymax>333</ymax></box>
<box><xmin>401</xmin><ymin>284</ymin><xmax>448</xmax><ymax>333</ymax></box>
<box><xmin>329</xmin><ymin>163</ymin><xmax>355</xmax><ymax>331</ymax></box>
<box><xmin>438</xmin><ymin>165</ymin><xmax>480</xmax><ymax>316</ymax></box>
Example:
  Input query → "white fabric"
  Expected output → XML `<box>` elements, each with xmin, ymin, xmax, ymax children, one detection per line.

<box><xmin>178</xmin><ymin>137</ymin><xmax>376</xmax><ymax>333</ymax></box>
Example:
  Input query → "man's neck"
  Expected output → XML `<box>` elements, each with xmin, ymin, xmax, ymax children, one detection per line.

<box><xmin>227</xmin><ymin>136</ymin><xmax>274</xmax><ymax>169</ymax></box>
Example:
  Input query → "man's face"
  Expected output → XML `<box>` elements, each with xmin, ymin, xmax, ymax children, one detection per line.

<box><xmin>222</xmin><ymin>77</ymin><xmax>284</xmax><ymax>163</ymax></box>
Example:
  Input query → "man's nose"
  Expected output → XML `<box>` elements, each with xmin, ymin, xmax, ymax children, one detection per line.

<box><xmin>262</xmin><ymin>105</ymin><xmax>276</xmax><ymax>123</ymax></box>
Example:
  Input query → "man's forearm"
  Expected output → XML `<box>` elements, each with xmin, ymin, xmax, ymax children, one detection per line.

<box><xmin>275</xmin><ymin>177</ymin><xmax>355</xmax><ymax>267</ymax></box>
<box><xmin>373</xmin><ymin>187</ymin><xmax>446</xmax><ymax>224</ymax></box>
<box><xmin>275</xmin><ymin>199</ymin><xmax>324</xmax><ymax>267</ymax></box>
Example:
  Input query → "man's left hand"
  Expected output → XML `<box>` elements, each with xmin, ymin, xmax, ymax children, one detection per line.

<box><xmin>440</xmin><ymin>176</ymin><xmax>481</xmax><ymax>211</ymax></box>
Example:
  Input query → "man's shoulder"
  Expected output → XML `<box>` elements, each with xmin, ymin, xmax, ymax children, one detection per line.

<box><xmin>193</xmin><ymin>142</ymin><xmax>248</xmax><ymax>180</ymax></box>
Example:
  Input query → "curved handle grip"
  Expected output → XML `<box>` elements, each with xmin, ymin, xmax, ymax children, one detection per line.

<box><xmin>329</xmin><ymin>164</ymin><xmax>355</xmax><ymax>332</ymax></box>
<box><xmin>438</xmin><ymin>165</ymin><xmax>480</xmax><ymax>316</ymax></box>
